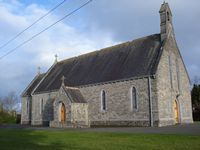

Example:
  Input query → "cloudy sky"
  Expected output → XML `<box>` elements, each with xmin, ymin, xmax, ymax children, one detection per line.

<box><xmin>0</xmin><ymin>0</ymin><xmax>199</xmax><ymax>97</ymax></box>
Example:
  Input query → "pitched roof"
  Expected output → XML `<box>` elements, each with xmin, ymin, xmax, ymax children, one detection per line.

<box><xmin>63</xmin><ymin>86</ymin><xmax>86</xmax><ymax>103</ymax></box>
<box><xmin>22</xmin><ymin>73</ymin><xmax>46</xmax><ymax>97</ymax></box>
<box><xmin>34</xmin><ymin>34</ymin><xmax>162</xmax><ymax>94</ymax></box>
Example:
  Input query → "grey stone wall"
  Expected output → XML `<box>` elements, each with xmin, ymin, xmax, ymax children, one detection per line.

<box><xmin>156</xmin><ymin>35</ymin><xmax>193</xmax><ymax>126</ymax></box>
<box><xmin>21</xmin><ymin>96</ymin><xmax>31</xmax><ymax>125</ymax></box>
<box><xmin>79</xmin><ymin>78</ymin><xmax>157</xmax><ymax>127</ymax></box>
<box><xmin>22</xmin><ymin>77</ymin><xmax>159</xmax><ymax>127</ymax></box>
<box><xmin>71</xmin><ymin>103</ymin><xmax>89</xmax><ymax>126</ymax></box>
<box><xmin>31</xmin><ymin>91</ymin><xmax>57</xmax><ymax>126</ymax></box>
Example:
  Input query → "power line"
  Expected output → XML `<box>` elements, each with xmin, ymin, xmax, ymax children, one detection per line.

<box><xmin>0</xmin><ymin>0</ymin><xmax>67</xmax><ymax>50</ymax></box>
<box><xmin>0</xmin><ymin>0</ymin><xmax>93</xmax><ymax>60</ymax></box>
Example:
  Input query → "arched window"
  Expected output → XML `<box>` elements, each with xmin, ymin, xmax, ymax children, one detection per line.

<box><xmin>176</xmin><ymin>59</ymin><xmax>181</xmax><ymax>92</ymax></box>
<box><xmin>168</xmin><ymin>55</ymin><xmax>173</xmax><ymax>89</ymax></box>
<box><xmin>40</xmin><ymin>98</ymin><xmax>43</xmax><ymax>115</ymax></box>
<box><xmin>26</xmin><ymin>100</ymin><xmax>29</xmax><ymax>114</ymax></box>
<box><xmin>101</xmin><ymin>90</ymin><xmax>106</xmax><ymax>111</ymax></box>
<box><xmin>131</xmin><ymin>87</ymin><xmax>138</xmax><ymax>110</ymax></box>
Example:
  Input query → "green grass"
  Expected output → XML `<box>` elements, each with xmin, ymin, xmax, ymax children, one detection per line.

<box><xmin>0</xmin><ymin>129</ymin><xmax>200</xmax><ymax>150</ymax></box>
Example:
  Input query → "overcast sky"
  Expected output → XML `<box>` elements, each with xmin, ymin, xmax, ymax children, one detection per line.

<box><xmin>0</xmin><ymin>0</ymin><xmax>199</xmax><ymax>97</ymax></box>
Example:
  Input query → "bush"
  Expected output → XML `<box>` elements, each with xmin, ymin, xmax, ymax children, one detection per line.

<box><xmin>191</xmin><ymin>84</ymin><xmax>200</xmax><ymax>121</ymax></box>
<box><xmin>0</xmin><ymin>111</ymin><xmax>16</xmax><ymax>124</ymax></box>
<box><xmin>193</xmin><ymin>106</ymin><xmax>200</xmax><ymax>121</ymax></box>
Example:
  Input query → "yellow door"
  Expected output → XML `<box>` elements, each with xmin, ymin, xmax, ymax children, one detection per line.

<box><xmin>173</xmin><ymin>100</ymin><xmax>179</xmax><ymax>123</ymax></box>
<box><xmin>61</xmin><ymin>103</ymin><xmax>66</xmax><ymax>123</ymax></box>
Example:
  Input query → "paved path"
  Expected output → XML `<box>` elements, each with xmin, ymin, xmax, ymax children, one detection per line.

<box><xmin>0</xmin><ymin>123</ymin><xmax>200</xmax><ymax>135</ymax></box>
<box><xmin>81</xmin><ymin>123</ymin><xmax>200</xmax><ymax>135</ymax></box>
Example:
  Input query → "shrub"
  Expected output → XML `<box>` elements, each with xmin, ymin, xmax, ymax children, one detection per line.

<box><xmin>0</xmin><ymin>111</ymin><xmax>16</xmax><ymax>124</ymax></box>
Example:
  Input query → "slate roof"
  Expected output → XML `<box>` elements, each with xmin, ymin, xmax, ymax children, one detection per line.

<box><xmin>22</xmin><ymin>73</ymin><xmax>46</xmax><ymax>97</ymax></box>
<box><xmin>63</xmin><ymin>86</ymin><xmax>86</xmax><ymax>103</ymax></box>
<box><xmin>34</xmin><ymin>34</ymin><xmax>162</xmax><ymax>94</ymax></box>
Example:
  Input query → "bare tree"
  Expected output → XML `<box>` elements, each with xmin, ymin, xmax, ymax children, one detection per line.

<box><xmin>1</xmin><ymin>92</ymin><xmax>19</xmax><ymax>113</ymax></box>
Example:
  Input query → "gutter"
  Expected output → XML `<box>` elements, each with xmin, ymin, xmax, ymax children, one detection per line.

<box><xmin>33</xmin><ymin>75</ymin><xmax>152</xmax><ymax>95</ymax></box>
<box><xmin>148</xmin><ymin>76</ymin><xmax>153</xmax><ymax>127</ymax></box>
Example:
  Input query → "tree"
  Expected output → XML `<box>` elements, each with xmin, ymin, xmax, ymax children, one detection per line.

<box><xmin>191</xmin><ymin>84</ymin><xmax>200</xmax><ymax>121</ymax></box>
<box><xmin>0</xmin><ymin>92</ymin><xmax>20</xmax><ymax>124</ymax></box>
<box><xmin>191</xmin><ymin>84</ymin><xmax>200</xmax><ymax>108</ymax></box>
<box><xmin>1</xmin><ymin>92</ymin><xmax>19</xmax><ymax>113</ymax></box>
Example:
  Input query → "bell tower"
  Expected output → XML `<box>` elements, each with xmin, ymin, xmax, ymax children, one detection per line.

<box><xmin>159</xmin><ymin>2</ymin><xmax>174</xmax><ymax>42</ymax></box>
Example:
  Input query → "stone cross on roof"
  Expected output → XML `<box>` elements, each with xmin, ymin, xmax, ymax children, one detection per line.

<box><xmin>54</xmin><ymin>54</ymin><xmax>58</xmax><ymax>63</ymax></box>
<box><xmin>37</xmin><ymin>66</ymin><xmax>41</xmax><ymax>75</ymax></box>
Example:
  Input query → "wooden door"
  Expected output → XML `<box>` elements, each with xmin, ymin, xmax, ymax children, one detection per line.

<box><xmin>61</xmin><ymin>103</ymin><xmax>66</xmax><ymax>123</ymax></box>
<box><xmin>173</xmin><ymin>100</ymin><xmax>179</xmax><ymax>123</ymax></box>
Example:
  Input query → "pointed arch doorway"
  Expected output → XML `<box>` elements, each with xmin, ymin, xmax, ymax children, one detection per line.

<box><xmin>59</xmin><ymin>103</ymin><xmax>66</xmax><ymax>123</ymax></box>
<box><xmin>173</xmin><ymin>100</ymin><xmax>179</xmax><ymax>124</ymax></box>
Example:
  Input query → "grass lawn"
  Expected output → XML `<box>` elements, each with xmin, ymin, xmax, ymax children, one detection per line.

<box><xmin>0</xmin><ymin>129</ymin><xmax>200</xmax><ymax>150</ymax></box>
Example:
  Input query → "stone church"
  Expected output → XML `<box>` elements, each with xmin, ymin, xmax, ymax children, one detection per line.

<box><xmin>21</xmin><ymin>2</ymin><xmax>193</xmax><ymax>128</ymax></box>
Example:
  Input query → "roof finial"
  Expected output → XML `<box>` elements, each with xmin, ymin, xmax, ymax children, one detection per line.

<box><xmin>54</xmin><ymin>54</ymin><xmax>58</xmax><ymax>63</ymax></box>
<box><xmin>37</xmin><ymin>66</ymin><xmax>41</xmax><ymax>75</ymax></box>
<box><xmin>61</xmin><ymin>75</ymin><xmax>66</xmax><ymax>86</ymax></box>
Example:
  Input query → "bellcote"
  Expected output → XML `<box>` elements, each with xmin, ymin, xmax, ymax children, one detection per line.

<box><xmin>159</xmin><ymin>2</ymin><xmax>174</xmax><ymax>42</ymax></box>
